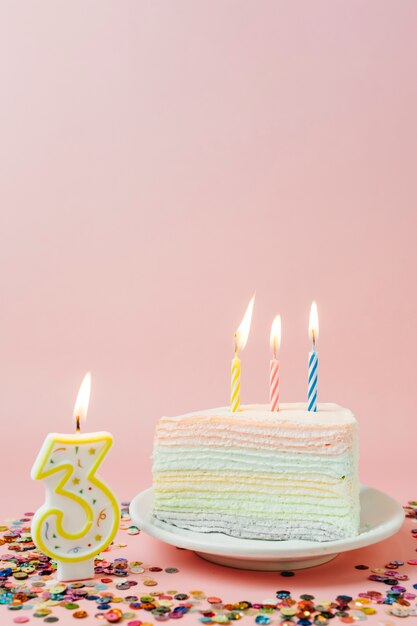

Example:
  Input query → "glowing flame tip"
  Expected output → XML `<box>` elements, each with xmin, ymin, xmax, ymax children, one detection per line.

<box><xmin>270</xmin><ymin>315</ymin><xmax>282</xmax><ymax>353</ymax></box>
<box><xmin>235</xmin><ymin>294</ymin><xmax>255</xmax><ymax>352</ymax></box>
<box><xmin>73</xmin><ymin>372</ymin><xmax>92</xmax><ymax>426</ymax></box>
<box><xmin>309</xmin><ymin>301</ymin><xmax>319</xmax><ymax>343</ymax></box>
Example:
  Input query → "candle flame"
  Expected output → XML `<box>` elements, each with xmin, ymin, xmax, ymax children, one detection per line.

<box><xmin>270</xmin><ymin>314</ymin><xmax>282</xmax><ymax>355</ymax></box>
<box><xmin>235</xmin><ymin>294</ymin><xmax>255</xmax><ymax>352</ymax></box>
<box><xmin>73</xmin><ymin>372</ymin><xmax>92</xmax><ymax>429</ymax></box>
<box><xmin>309</xmin><ymin>301</ymin><xmax>319</xmax><ymax>344</ymax></box>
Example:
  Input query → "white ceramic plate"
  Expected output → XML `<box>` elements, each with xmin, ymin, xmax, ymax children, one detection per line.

<box><xmin>129</xmin><ymin>485</ymin><xmax>404</xmax><ymax>571</ymax></box>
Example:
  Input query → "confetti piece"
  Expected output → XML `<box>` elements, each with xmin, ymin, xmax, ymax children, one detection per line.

<box><xmin>1</xmin><ymin>501</ymin><xmax>417</xmax><ymax>623</ymax></box>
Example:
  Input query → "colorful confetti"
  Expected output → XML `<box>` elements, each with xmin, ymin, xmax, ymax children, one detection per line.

<box><xmin>0</xmin><ymin>501</ymin><xmax>416</xmax><ymax>623</ymax></box>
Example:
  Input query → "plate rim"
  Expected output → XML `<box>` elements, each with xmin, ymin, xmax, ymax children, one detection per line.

<box><xmin>129</xmin><ymin>485</ymin><xmax>404</xmax><ymax>559</ymax></box>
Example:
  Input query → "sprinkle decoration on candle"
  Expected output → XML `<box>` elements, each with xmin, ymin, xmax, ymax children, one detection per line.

<box><xmin>231</xmin><ymin>295</ymin><xmax>255</xmax><ymax>412</ymax></box>
<box><xmin>269</xmin><ymin>314</ymin><xmax>281</xmax><ymax>412</ymax></box>
<box><xmin>31</xmin><ymin>373</ymin><xmax>119</xmax><ymax>581</ymax></box>
<box><xmin>308</xmin><ymin>301</ymin><xmax>319</xmax><ymax>412</ymax></box>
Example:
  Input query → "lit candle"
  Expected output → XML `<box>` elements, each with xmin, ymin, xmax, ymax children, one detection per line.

<box><xmin>31</xmin><ymin>373</ymin><xmax>119</xmax><ymax>581</ymax></box>
<box><xmin>308</xmin><ymin>301</ymin><xmax>319</xmax><ymax>412</ymax></box>
<box><xmin>269</xmin><ymin>315</ymin><xmax>281</xmax><ymax>411</ymax></box>
<box><xmin>231</xmin><ymin>295</ymin><xmax>255</xmax><ymax>412</ymax></box>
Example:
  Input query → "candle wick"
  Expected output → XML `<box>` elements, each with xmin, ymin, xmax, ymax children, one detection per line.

<box><xmin>234</xmin><ymin>333</ymin><xmax>238</xmax><ymax>356</ymax></box>
<box><xmin>312</xmin><ymin>330</ymin><xmax>316</xmax><ymax>351</ymax></box>
<box><xmin>75</xmin><ymin>416</ymin><xmax>81</xmax><ymax>434</ymax></box>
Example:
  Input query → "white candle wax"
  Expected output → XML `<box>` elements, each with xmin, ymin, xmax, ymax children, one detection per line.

<box><xmin>31</xmin><ymin>431</ymin><xmax>119</xmax><ymax>581</ymax></box>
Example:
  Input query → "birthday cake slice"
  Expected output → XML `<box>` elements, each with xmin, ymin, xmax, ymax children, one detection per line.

<box><xmin>152</xmin><ymin>403</ymin><xmax>360</xmax><ymax>541</ymax></box>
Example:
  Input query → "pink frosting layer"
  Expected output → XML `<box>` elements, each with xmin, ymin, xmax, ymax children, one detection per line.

<box><xmin>156</xmin><ymin>408</ymin><xmax>356</xmax><ymax>456</ymax></box>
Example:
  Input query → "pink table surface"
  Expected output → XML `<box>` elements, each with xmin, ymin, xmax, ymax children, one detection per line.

<box><xmin>1</xmin><ymin>497</ymin><xmax>416</xmax><ymax>626</ymax></box>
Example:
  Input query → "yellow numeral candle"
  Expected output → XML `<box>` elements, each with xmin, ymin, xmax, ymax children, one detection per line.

<box><xmin>31</xmin><ymin>374</ymin><xmax>119</xmax><ymax>581</ymax></box>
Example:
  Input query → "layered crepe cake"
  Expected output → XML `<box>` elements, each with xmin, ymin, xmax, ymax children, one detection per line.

<box><xmin>152</xmin><ymin>403</ymin><xmax>360</xmax><ymax>541</ymax></box>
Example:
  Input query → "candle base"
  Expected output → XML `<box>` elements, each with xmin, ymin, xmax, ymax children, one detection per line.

<box><xmin>56</xmin><ymin>560</ymin><xmax>95</xmax><ymax>582</ymax></box>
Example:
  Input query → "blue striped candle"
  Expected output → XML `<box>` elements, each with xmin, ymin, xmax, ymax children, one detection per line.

<box><xmin>308</xmin><ymin>349</ymin><xmax>318</xmax><ymax>412</ymax></box>
<box><xmin>308</xmin><ymin>301</ymin><xmax>319</xmax><ymax>412</ymax></box>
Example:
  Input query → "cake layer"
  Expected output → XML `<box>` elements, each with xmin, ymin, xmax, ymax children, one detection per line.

<box><xmin>153</xmin><ymin>513</ymin><xmax>351</xmax><ymax>541</ymax></box>
<box><xmin>153</xmin><ymin>447</ymin><xmax>354</xmax><ymax>475</ymax></box>
<box><xmin>152</xmin><ymin>403</ymin><xmax>360</xmax><ymax>542</ymax></box>
<box><xmin>155</xmin><ymin>403</ymin><xmax>356</xmax><ymax>456</ymax></box>
<box><xmin>159</xmin><ymin>403</ymin><xmax>355</xmax><ymax>425</ymax></box>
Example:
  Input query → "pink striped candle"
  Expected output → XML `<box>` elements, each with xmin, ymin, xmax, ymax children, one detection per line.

<box><xmin>270</xmin><ymin>357</ymin><xmax>280</xmax><ymax>411</ymax></box>
<box><xmin>269</xmin><ymin>315</ymin><xmax>281</xmax><ymax>412</ymax></box>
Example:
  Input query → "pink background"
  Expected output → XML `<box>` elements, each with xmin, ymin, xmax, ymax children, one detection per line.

<box><xmin>1</xmin><ymin>0</ymin><xmax>417</xmax><ymax>517</ymax></box>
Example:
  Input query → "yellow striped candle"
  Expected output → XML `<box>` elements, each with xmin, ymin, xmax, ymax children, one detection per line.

<box><xmin>230</xmin><ymin>353</ymin><xmax>241</xmax><ymax>412</ymax></box>
<box><xmin>230</xmin><ymin>295</ymin><xmax>255</xmax><ymax>412</ymax></box>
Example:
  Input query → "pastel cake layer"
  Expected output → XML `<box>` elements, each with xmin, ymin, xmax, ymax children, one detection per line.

<box><xmin>152</xmin><ymin>403</ymin><xmax>360</xmax><ymax>541</ymax></box>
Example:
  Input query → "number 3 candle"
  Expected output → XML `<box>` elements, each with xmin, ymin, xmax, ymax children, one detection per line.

<box><xmin>31</xmin><ymin>373</ymin><xmax>119</xmax><ymax>581</ymax></box>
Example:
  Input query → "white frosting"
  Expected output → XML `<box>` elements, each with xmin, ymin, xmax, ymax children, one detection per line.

<box><xmin>160</xmin><ymin>402</ymin><xmax>355</xmax><ymax>426</ymax></box>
